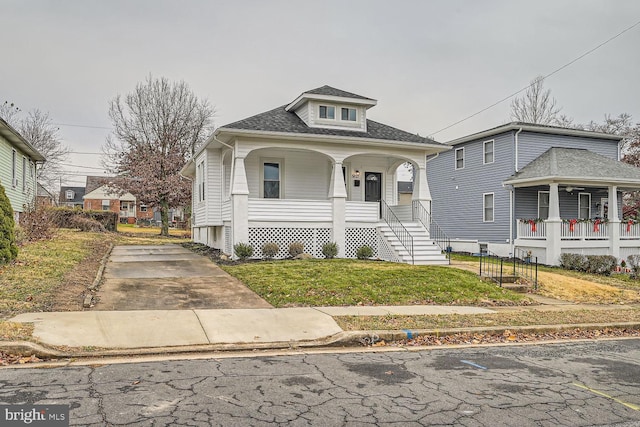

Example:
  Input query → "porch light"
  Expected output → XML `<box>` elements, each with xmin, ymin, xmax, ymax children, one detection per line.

<box><xmin>352</xmin><ymin>170</ymin><xmax>360</xmax><ymax>179</ymax></box>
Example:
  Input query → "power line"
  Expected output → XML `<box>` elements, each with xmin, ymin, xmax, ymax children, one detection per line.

<box><xmin>60</xmin><ymin>162</ymin><xmax>107</xmax><ymax>170</ymax></box>
<box><xmin>54</xmin><ymin>123</ymin><xmax>113</xmax><ymax>130</ymax></box>
<box><xmin>428</xmin><ymin>18</ymin><xmax>640</xmax><ymax>137</ymax></box>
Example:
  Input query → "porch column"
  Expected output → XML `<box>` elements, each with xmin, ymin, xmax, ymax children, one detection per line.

<box><xmin>330</xmin><ymin>161</ymin><xmax>347</xmax><ymax>258</ymax></box>
<box><xmin>546</xmin><ymin>183</ymin><xmax>562</xmax><ymax>266</ymax></box>
<box><xmin>609</xmin><ymin>185</ymin><xmax>620</xmax><ymax>259</ymax></box>
<box><xmin>231</xmin><ymin>155</ymin><xmax>249</xmax><ymax>257</ymax></box>
<box><xmin>412</xmin><ymin>166</ymin><xmax>432</xmax><ymax>212</ymax></box>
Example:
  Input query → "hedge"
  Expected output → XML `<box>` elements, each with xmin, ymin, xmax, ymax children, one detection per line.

<box><xmin>50</xmin><ymin>208</ymin><xmax>118</xmax><ymax>232</ymax></box>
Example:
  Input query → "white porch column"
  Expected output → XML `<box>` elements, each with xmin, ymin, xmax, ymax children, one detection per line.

<box><xmin>231</xmin><ymin>155</ymin><xmax>249</xmax><ymax>257</ymax></box>
<box><xmin>546</xmin><ymin>183</ymin><xmax>562</xmax><ymax>265</ymax></box>
<box><xmin>412</xmin><ymin>165</ymin><xmax>432</xmax><ymax>213</ymax></box>
<box><xmin>609</xmin><ymin>185</ymin><xmax>620</xmax><ymax>259</ymax></box>
<box><xmin>330</xmin><ymin>161</ymin><xmax>347</xmax><ymax>258</ymax></box>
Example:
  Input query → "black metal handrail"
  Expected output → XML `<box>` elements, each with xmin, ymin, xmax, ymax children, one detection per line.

<box><xmin>412</xmin><ymin>200</ymin><xmax>451</xmax><ymax>264</ymax></box>
<box><xmin>479</xmin><ymin>249</ymin><xmax>538</xmax><ymax>289</ymax></box>
<box><xmin>381</xmin><ymin>199</ymin><xmax>414</xmax><ymax>264</ymax></box>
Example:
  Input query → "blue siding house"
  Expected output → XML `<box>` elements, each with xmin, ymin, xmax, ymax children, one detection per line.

<box><xmin>427</xmin><ymin>122</ymin><xmax>640</xmax><ymax>265</ymax></box>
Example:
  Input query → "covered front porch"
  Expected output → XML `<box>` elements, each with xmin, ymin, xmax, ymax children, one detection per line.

<box><xmin>223</xmin><ymin>142</ymin><xmax>437</xmax><ymax>261</ymax></box>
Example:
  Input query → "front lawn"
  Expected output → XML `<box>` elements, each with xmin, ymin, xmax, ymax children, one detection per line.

<box><xmin>220</xmin><ymin>259</ymin><xmax>530</xmax><ymax>307</ymax></box>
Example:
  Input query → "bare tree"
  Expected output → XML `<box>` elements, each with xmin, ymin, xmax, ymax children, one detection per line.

<box><xmin>104</xmin><ymin>76</ymin><xmax>214</xmax><ymax>236</ymax></box>
<box><xmin>510</xmin><ymin>76</ymin><xmax>565</xmax><ymax>125</ymax></box>
<box><xmin>0</xmin><ymin>102</ymin><xmax>69</xmax><ymax>192</ymax></box>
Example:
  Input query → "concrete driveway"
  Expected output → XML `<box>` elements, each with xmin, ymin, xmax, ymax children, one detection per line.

<box><xmin>94</xmin><ymin>244</ymin><xmax>272</xmax><ymax>310</ymax></box>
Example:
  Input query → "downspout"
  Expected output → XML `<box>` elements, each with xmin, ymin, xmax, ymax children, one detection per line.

<box><xmin>514</xmin><ymin>127</ymin><xmax>523</xmax><ymax>172</ymax></box>
<box><xmin>511</xmin><ymin>127</ymin><xmax>523</xmax><ymax>255</ymax></box>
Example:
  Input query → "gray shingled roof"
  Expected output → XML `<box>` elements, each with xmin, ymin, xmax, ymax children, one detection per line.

<box><xmin>504</xmin><ymin>147</ymin><xmax>640</xmax><ymax>184</ymax></box>
<box><xmin>220</xmin><ymin>105</ymin><xmax>443</xmax><ymax>146</ymax></box>
<box><xmin>303</xmin><ymin>85</ymin><xmax>375</xmax><ymax>101</ymax></box>
<box><xmin>59</xmin><ymin>186</ymin><xmax>86</xmax><ymax>204</ymax></box>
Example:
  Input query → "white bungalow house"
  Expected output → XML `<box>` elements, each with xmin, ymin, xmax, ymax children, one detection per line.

<box><xmin>182</xmin><ymin>86</ymin><xmax>451</xmax><ymax>264</ymax></box>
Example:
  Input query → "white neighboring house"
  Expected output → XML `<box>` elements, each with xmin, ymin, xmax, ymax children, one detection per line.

<box><xmin>181</xmin><ymin>86</ymin><xmax>451</xmax><ymax>264</ymax></box>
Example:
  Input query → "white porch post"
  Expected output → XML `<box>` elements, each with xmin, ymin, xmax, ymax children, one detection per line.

<box><xmin>330</xmin><ymin>161</ymin><xmax>347</xmax><ymax>258</ymax></box>
<box><xmin>231</xmin><ymin>155</ymin><xmax>249</xmax><ymax>257</ymax></box>
<box><xmin>608</xmin><ymin>185</ymin><xmax>620</xmax><ymax>260</ymax></box>
<box><xmin>412</xmin><ymin>165</ymin><xmax>432</xmax><ymax>213</ymax></box>
<box><xmin>546</xmin><ymin>183</ymin><xmax>562</xmax><ymax>265</ymax></box>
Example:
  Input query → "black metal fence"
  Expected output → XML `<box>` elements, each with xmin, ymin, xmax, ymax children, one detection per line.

<box><xmin>479</xmin><ymin>249</ymin><xmax>538</xmax><ymax>289</ymax></box>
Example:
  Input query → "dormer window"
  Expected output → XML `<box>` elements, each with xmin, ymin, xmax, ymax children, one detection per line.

<box><xmin>341</xmin><ymin>108</ymin><xmax>356</xmax><ymax>121</ymax></box>
<box><xmin>66</xmin><ymin>190</ymin><xmax>75</xmax><ymax>200</ymax></box>
<box><xmin>319</xmin><ymin>105</ymin><xmax>335</xmax><ymax>120</ymax></box>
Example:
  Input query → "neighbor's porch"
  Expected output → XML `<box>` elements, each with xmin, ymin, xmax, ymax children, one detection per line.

<box><xmin>514</xmin><ymin>183</ymin><xmax>640</xmax><ymax>264</ymax></box>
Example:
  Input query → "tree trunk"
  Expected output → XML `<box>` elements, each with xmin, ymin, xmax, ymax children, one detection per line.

<box><xmin>160</xmin><ymin>199</ymin><xmax>170</xmax><ymax>237</ymax></box>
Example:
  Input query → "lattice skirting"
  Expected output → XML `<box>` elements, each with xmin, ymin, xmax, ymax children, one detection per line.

<box><xmin>249</xmin><ymin>227</ymin><xmax>331</xmax><ymax>259</ymax></box>
<box><xmin>377</xmin><ymin>232</ymin><xmax>402</xmax><ymax>263</ymax></box>
<box><xmin>345</xmin><ymin>228</ymin><xmax>379</xmax><ymax>259</ymax></box>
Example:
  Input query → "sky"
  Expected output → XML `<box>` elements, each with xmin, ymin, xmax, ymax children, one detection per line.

<box><xmin>2</xmin><ymin>0</ymin><xmax>640</xmax><ymax>187</ymax></box>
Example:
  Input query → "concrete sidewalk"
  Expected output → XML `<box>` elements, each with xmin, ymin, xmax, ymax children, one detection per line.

<box><xmin>9</xmin><ymin>305</ymin><xmax>495</xmax><ymax>350</ymax></box>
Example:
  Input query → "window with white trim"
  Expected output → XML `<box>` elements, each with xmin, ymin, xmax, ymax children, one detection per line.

<box><xmin>483</xmin><ymin>193</ymin><xmax>494</xmax><ymax>222</ymax></box>
<box><xmin>22</xmin><ymin>156</ymin><xmax>27</xmax><ymax>192</ymax></box>
<box><xmin>455</xmin><ymin>147</ymin><xmax>464</xmax><ymax>170</ymax></box>
<box><xmin>101</xmin><ymin>199</ymin><xmax>110</xmax><ymax>211</ymax></box>
<box><xmin>66</xmin><ymin>190</ymin><xmax>75</xmax><ymax>200</ymax></box>
<box><xmin>483</xmin><ymin>140</ymin><xmax>494</xmax><ymax>164</ymax></box>
<box><xmin>341</xmin><ymin>107</ymin><xmax>356</xmax><ymax>121</ymax></box>
<box><xmin>319</xmin><ymin>105</ymin><xmax>335</xmax><ymax>120</ymax></box>
<box><xmin>263</xmin><ymin>162</ymin><xmax>281</xmax><ymax>199</ymax></box>
<box><xmin>578</xmin><ymin>193</ymin><xmax>591</xmax><ymax>219</ymax></box>
<box><xmin>140</xmin><ymin>205</ymin><xmax>148</xmax><ymax>212</ymax></box>
<box><xmin>11</xmin><ymin>149</ymin><xmax>17</xmax><ymax>187</ymax></box>
<box><xmin>538</xmin><ymin>191</ymin><xmax>550</xmax><ymax>219</ymax></box>
<box><xmin>197</xmin><ymin>161</ymin><xmax>205</xmax><ymax>202</ymax></box>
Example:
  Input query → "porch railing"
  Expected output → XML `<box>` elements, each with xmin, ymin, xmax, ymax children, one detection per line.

<box><xmin>479</xmin><ymin>249</ymin><xmax>538</xmax><ymax>290</ymax></box>
<box><xmin>561</xmin><ymin>220</ymin><xmax>608</xmax><ymax>240</ymax></box>
<box><xmin>620</xmin><ymin>221</ymin><xmax>640</xmax><ymax>239</ymax></box>
<box><xmin>412</xmin><ymin>200</ymin><xmax>451</xmax><ymax>263</ymax></box>
<box><xmin>517</xmin><ymin>220</ymin><xmax>546</xmax><ymax>239</ymax></box>
<box><xmin>381</xmin><ymin>199</ymin><xmax>414</xmax><ymax>264</ymax></box>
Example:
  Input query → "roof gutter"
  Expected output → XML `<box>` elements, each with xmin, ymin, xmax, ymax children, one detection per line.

<box><xmin>217</xmin><ymin>127</ymin><xmax>451</xmax><ymax>152</ymax></box>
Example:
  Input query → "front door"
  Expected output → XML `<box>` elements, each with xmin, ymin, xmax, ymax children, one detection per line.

<box><xmin>364</xmin><ymin>172</ymin><xmax>382</xmax><ymax>202</ymax></box>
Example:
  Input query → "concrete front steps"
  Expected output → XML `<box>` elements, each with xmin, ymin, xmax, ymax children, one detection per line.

<box><xmin>378</xmin><ymin>221</ymin><xmax>449</xmax><ymax>265</ymax></box>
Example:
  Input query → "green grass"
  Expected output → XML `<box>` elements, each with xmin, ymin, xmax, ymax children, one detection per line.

<box><xmin>220</xmin><ymin>259</ymin><xmax>530</xmax><ymax>307</ymax></box>
<box><xmin>449</xmin><ymin>253</ymin><xmax>481</xmax><ymax>262</ymax></box>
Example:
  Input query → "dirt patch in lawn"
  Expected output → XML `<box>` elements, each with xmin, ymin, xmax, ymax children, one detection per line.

<box><xmin>49</xmin><ymin>237</ymin><xmax>114</xmax><ymax>312</ymax></box>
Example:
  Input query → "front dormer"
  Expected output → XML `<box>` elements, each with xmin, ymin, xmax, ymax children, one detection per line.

<box><xmin>285</xmin><ymin>85</ymin><xmax>377</xmax><ymax>132</ymax></box>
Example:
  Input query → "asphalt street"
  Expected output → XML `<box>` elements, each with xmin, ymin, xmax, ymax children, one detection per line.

<box><xmin>1</xmin><ymin>339</ymin><xmax>639</xmax><ymax>426</ymax></box>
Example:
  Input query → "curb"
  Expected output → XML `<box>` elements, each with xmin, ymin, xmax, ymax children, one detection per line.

<box><xmin>1</xmin><ymin>322</ymin><xmax>639</xmax><ymax>360</ymax></box>
<box><xmin>84</xmin><ymin>243</ymin><xmax>114</xmax><ymax>308</ymax></box>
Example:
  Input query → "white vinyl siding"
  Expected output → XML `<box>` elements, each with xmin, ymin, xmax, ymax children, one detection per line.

<box><xmin>455</xmin><ymin>147</ymin><xmax>464</xmax><ymax>170</ymax></box>
<box><xmin>483</xmin><ymin>140</ymin><xmax>494</xmax><ymax>164</ymax></box>
<box><xmin>538</xmin><ymin>191</ymin><xmax>550</xmax><ymax>219</ymax></box>
<box><xmin>578</xmin><ymin>192</ymin><xmax>591</xmax><ymax>219</ymax></box>
<box><xmin>246</xmin><ymin>150</ymin><xmax>330</xmax><ymax>200</ymax></box>
<box><xmin>483</xmin><ymin>193</ymin><xmax>494</xmax><ymax>222</ymax></box>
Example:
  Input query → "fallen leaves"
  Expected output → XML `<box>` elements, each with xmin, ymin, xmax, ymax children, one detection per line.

<box><xmin>400</xmin><ymin>327</ymin><xmax>640</xmax><ymax>347</ymax></box>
